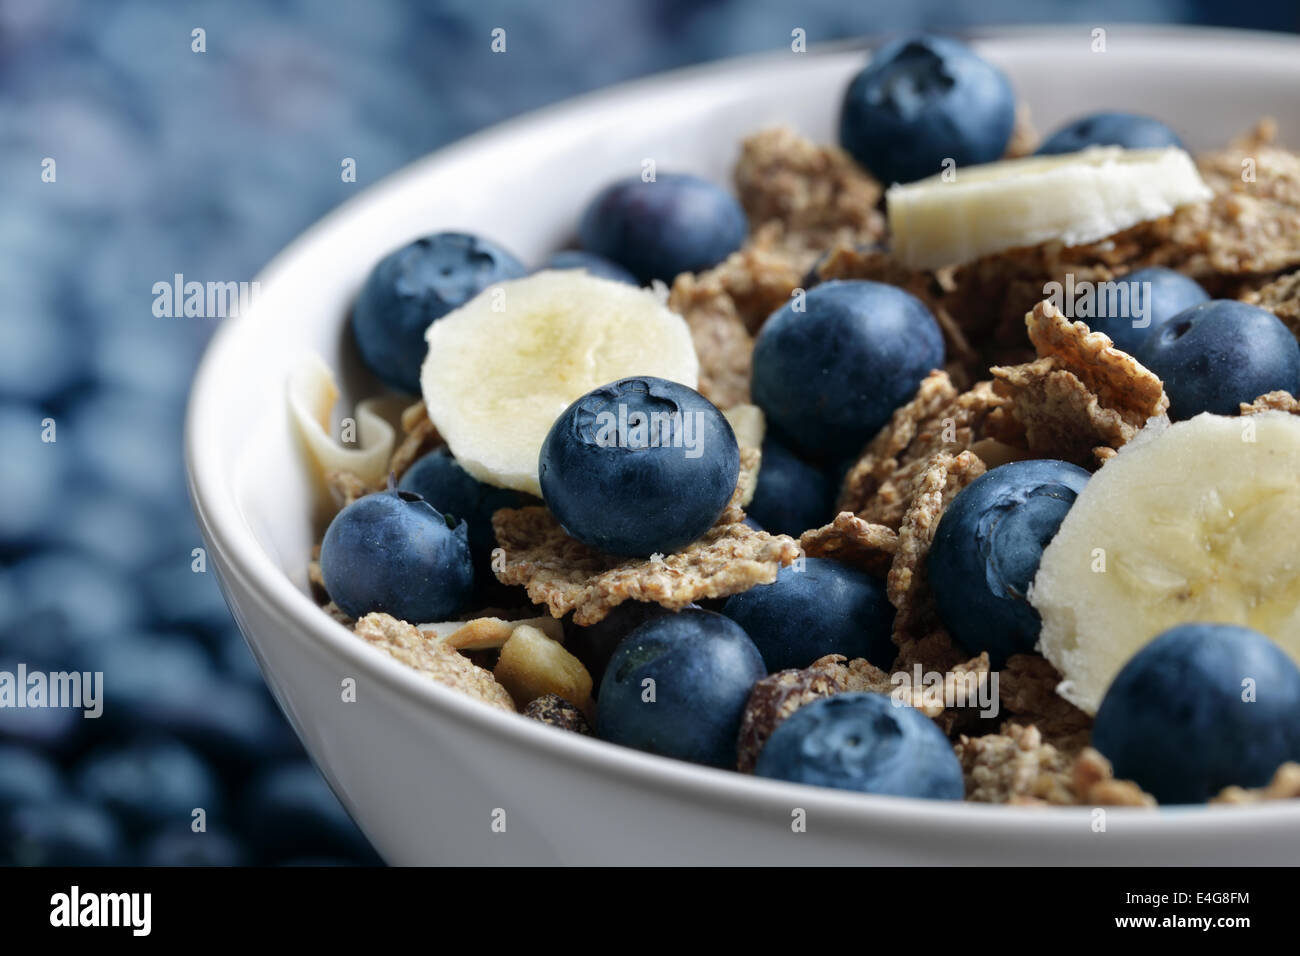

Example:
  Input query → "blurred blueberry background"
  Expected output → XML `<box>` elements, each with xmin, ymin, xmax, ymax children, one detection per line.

<box><xmin>1</xmin><ymin>0</ymin><xmax>1296</xmax><ymax>866</ymax></box>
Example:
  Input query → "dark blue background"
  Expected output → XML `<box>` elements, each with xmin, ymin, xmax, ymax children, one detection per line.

<box><xmin>1</xmin><ymin>0</ymin><xmax>1296</xmax><ymax>865</ymax></box>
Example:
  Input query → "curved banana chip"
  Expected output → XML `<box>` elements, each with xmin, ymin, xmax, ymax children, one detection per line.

<box><xmin>288</xmin><ymin>352</ymin><xmax>397</xmax><ymax>488</ymax></box>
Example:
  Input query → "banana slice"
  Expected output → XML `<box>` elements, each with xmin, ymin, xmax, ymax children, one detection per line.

<box><xmin>886</xmin><ymin>146</ymin><xmax>1213</xmax><ymax>270</ymax></box>
<box><xmin>1031</xmin><ymin>411</ymin><xmax>1300</xmax><ymax>713</ymax></box>
<box><xmin>420</xmin><ymin>270</ymin><xmax>698</xmax><ymax>496</ymax></box>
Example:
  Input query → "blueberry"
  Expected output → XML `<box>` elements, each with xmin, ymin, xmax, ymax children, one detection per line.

<box><xmin>1135</xmin><ymin>300</ymin><xmax>1300</xmax><ymax>419</ymax></box>
<box><xmin>131</xmin><ymin>682</ymin><xmax>298</xmax><ymax>772</ymax></box>
<box><xmin>0</xmin><ymin>401</ymin><xmax>65</xmax><ymax>544</ymax></box>
<box><xmin>2</xmin><ymin>799</ymin><xmax>126</xmax><ymax>866</ymax></box>
<box><xmin>578</xmin><ymin>172</ymin><xmax>747</xmax><ymax>283</ymax></box>
<box><xmin>754</xmin><ymin>693</ymin><xmax>965</xmax><ymax>799</ymax></box>
<box><xmin>351</xmin><ymin>233</ymin><xmax>526</xmax><ymax>393</ymax></box>
<box><xmin>397</xmin><ymin>447</ymin><xmax>529</xmax><ymax>575</ymax></box>
<box><xmin>0</xmin><ymin>400</ymin><xmax>65</xmax><ymax>546</ymax></box>
<box><xmin>0</xmin><ymin>696</ymin><xmax>84</xmax><ymax>753</ymax></box>
<box><xmin>0</xmin><ymin>303</ymin><xmax>84</xmax><ymax>401</ymax></box>
<box><xmin>1093</xmin><ymin>624</ymin><xmax>1300</xmax><ymax>803</ymax></box>
<box><xmin>240</xmin><ymin>763</ymin><xmax>380</xmax><ymax>863</ymax></box>
<box><xmin>49</xmin><ymin>483</ymin><xmax>179</xmax><ymax>571</ymax></box>
<box><xmin>7</xmin><ymin>549</ymin><xmax>143</xmax><ymax>651</ymax></box>
<box><xmin>88</xmin><ymin>636</ymin><xmax>298</xmax><ymax>770</ymax></box>
<box><xmin>746</xmin><ymin>437</ymin><xmax>832</xmax><ymax>537</ymax></box>
<box><xmin>1075</xmin><ymin>267</ymin><xmax>1208</xmax><ymax>355</ymax></box>
<box><xmin>140</xmin><ymin>556</ymin><xmax>236</xmax><ymax>639</ymax></box>
<box><xmin>1036</xmin><ymin>111</ymin><xmax>1184</xmax><ymax>155</ymax></box>
<box><xmin>0</xmin><ymin>745</ymin><xmax>63</xmax><ymax>809</ymax></box>
<box><xmin>839</xmin><ymin>35</ymin><xmax>1015</xmax><ymax>185</ymax></box>
<box><xmin>0</xmin><ymin>574</ymin><xmax>13</xmax><ymax>633</ymax></box>
<box><xmin>752</xmin><ymin>281</ymin><xmax>944</xmax><ymax>461</ymax></box>
<box><xmin>564</xmin><ymin>602</ymin><xmax>677</xmax><ymax>695</ymax></box>
<box><xmin>66</xmin><ymin>392</ymin><xmax>187</xmax><ymax>502</ymax></box>
<box><xmin>723</xmin><ymin>558</ymin><xmax>894</xmax><ymax>671</ymax></box>
<box><xmin>140</xmin><ymin>827</ymin><xmax>248</xmax><ymax>867</ymax></box>
<box><xmin>320</xmin><ymin>488</ymin><xmax>474</xmax><ymax>620</ymax></box>
<box><xmin>76</xmin><ymin>739</ymin><xmax>222</xmax><ymax>836</ymax></box>
<box><xmin>86</xmin><ymin>632</ymin><xmax>214</xmax><ymax>694</ymax></box>
<box><xmin>88</xmin><ymin>319</ymin><xmax>205</xmax><ymax>400</ymax></box>
<box><xmin>928</xmin><ymin>460</ymin><xmax>1090</xmax><ymax>666</ymax></box>
<box><xmin>539</xmin><ymin>377</ymin><xmax>739</xmax><ymax>556</ymax></box>
<box><xmin>597</xmin><ymin>609</ymin><xmax>766</xmax><ymax>767</ymax></box>
<box><xmin>539</xmin><ymin>250</ymin><xmax>638</xmax><ymax>285</ymax></box>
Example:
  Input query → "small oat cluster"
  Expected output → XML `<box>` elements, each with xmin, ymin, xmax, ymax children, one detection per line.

<box><xmin>303</xmin><ymin>111</ymin><xmax>1300</xmax><ymax>808</ymax></box>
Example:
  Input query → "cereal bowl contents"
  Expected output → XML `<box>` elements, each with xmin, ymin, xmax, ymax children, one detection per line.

<box><xmin>189</xmin><ymin>27</ymin><xmax>1300</xmax><ymax>863</ymax></box>
<box><xmin>293</xmin><ymin>32</ymin><xmax>1300</xmax><ymax>811</ymax></box>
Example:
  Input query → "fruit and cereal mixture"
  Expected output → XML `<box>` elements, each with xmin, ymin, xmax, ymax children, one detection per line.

<box><xmin>296</xmin><ymin>35</ymin><xmax>1300</xmax><ymax>808</ymax></box>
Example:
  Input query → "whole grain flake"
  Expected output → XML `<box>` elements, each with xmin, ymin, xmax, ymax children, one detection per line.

<box><xmin>838</xmin><ymin>373</ymin><xmax>1007</xmax><ymax>528</ymax></box>
<box><xmin>990</xmin><ymin>300</ymin><xmax>1169</xmax><ymax>465</ymax></box>
<box><xmin>799</xmin><ymin>512</ymin><xmax>899</xmax><ymax>576</ymax></box>
<box><xmin>491</xmin><ymin>506</ymin><xmax>800</xmax><ymax>625</ymax></box>
<box><xmin>887</xmin><ymin>450</ymin><xmax>986</xmax><ymax>673</ymax></box>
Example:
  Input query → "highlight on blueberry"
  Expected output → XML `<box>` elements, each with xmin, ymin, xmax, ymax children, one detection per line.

<box><xmin>1135</xmin><ymin>300</ymin><xmax>1300</xmax><ymax>419</ymax></box>
<box><xmin>351</xmin><ymin>232</ymin><xmax>526</xmax><ymax>393</ymax></box>
<box><xmin>538</xmin><ymin>376</ymin><xmax>739</xmax><ymax>557</ymax></box>
<box><xmin>319</xmin><ymin>487</ymin><xmax>474</xmax><ymax>622</ymax></box>
<box><xmin>751</xmin><ymin>280</ymin><xmax>945</xmax><ymax>461</ymax></box>
<box><xmin>839</xmin><ymin>34</ymin><xmax>1016</xmax><ymax>185</ymax></box>
<box><xmin>577</xmin><ymin>172</ymin><xmax>747</xmax><ymax>283</ymax></box>
<box><xmin>1036</xmin><ymin>111</ymin><xmax>1184</xmax><ymax>155</ymax></box>
<box><xmin>754</xmin><ymin>693</ymin><xmax>965</xmax><ymax>799</ymax></box>
<box><xmin>597</xmin><ymin>609</ymin><xmax>766</xmax><ymax>768</ymax></box>
<box><xmin>1093</xmin><ymin>623</ymin><xmax>1300</xmax><ymax>804</ymax></box>
<box><xmin>722</xmin><ymin>558</ymin><xmax>895</xmax><ymax>672</ymax></box>
<box><xmin>928</xmin><ymin>459</ymin><xmax>1090</xmax><ymax>666</ymax></box>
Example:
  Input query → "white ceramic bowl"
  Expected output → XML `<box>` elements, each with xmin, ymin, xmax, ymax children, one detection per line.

<box><xmin>187</xmin><ymin>25</ymin><xmax>1300</xmax><ymax>865</ymax></box>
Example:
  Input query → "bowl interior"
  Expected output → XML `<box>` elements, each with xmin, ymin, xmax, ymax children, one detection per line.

<box><xmin>189</xmin><ymin>25</ymin><xmax>1300</xmax><ymax>847</ymax></box>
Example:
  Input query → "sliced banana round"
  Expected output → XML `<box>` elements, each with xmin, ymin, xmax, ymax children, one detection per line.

<box><xmin>420</xmin><ymin>269</ymin><xmax>699</xmax><ymax>496</ymax></box>
<box><xmin>886</xmin><ymin>146</ymin><xmax>1213</xmax><ymax>270</ymax></box>
<box><xmin>1031</xmin><ymin>411</ymin><xmax>1300</xmax><ymax>714</ymax></box>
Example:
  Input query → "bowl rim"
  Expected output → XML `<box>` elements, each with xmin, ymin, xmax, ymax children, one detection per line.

<box><xmin>186</xmin><ymin>22</ymin><xmax>1300</xmax><ymax>835</ymax></box>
